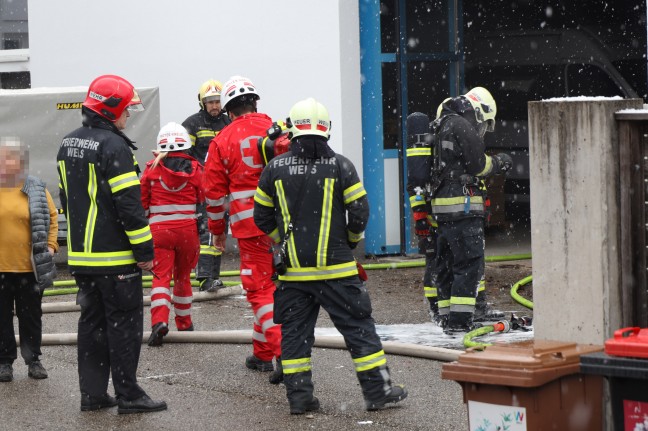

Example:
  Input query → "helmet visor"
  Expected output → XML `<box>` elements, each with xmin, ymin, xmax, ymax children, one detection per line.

<box><xmin>127</xmin><ymin>89</ymin><xmax>145</xmax><ymax>112</ymax></box>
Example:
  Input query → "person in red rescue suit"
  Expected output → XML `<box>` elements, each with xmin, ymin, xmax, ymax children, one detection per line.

<box><xmin>140</xmin><ymin>122</ymin><xmax>203</xmax><ymax>346</ymax></box>
<box><xmin>203</xmin><ymin>75</ymin><xmax>282</xmax><ymax>384</ymax></box>
<box><xmin>182</xmin><ymin>80</ymin><xmax>231</xmax><ymax>293</ymax></box>
<box><xmin>254</xmin><ymin>98</ymin><xmax>408</xmax><ymax>415</ymax></box>
<box><xmin>405</xmin><ymin>110</ymin><xmax>504</xmax><ymax>326</ymax></box>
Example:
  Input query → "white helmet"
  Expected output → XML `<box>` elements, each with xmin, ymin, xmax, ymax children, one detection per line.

<box><xmin>156</xmin><ymin>122</ymin><xmax>192</xmax><ymax>152</ymax></box>
<box><xmin>286</xmin><ymin>98</ymin><xmax>331</xmax><ymax>140</ymax></box>
<box><xmin>463</xmin><ymin>87</ymin><xmax>497</xmax><ymax>132</ymax></box>
<box><xmin>221</xmin><ymin>75</ymin><xmax>260</xmax><ymax>111</ymax></box>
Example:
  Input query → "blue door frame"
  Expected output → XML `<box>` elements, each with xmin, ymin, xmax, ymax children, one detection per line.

<box><xmin>359</xmin><ymin>0</ymin><xmax>462</xmax><ymax>256</ymax></box>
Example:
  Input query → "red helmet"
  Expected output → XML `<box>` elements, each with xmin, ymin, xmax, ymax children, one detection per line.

<box><xmin>82</xmin><ymin>75</ymin><xmax>144</xmax><ymax>122</ymax></box>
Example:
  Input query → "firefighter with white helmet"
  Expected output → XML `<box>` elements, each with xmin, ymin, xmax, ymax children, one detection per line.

<box><xmin>429</xmin><ymin>87</ymin><xmax>512</xmax><ymax>333</ymax></box>
<box><xmin>203</xmin><ymin>75</ymin><xmax>283</xmax><ymax>384</ymax></box>
<box><xmin>182</xmin><ymin>80</ymin><xmax>231</xmax><ymax>293</ymax></box>
<box><xmin>140</xmin><ymin>122</ymin><xmax>204</xmax><ymax>346</ymax></box>
<box><xmin>254</xmin><ymin>97</ymin><xmax>408</xmax><ymax>414</ymax></box>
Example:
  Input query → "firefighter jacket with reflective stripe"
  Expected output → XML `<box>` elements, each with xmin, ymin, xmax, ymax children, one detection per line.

<box><xmin>253</xmin><ymin>151</ymin><xmax>369</xmax><ymax>281</ymax></box>
<box><xmin>431</xmin><ymin>102</ymin><xmax>497</xmax><ymax>223</ymax></box>
<box><xmin>140</xmin><ymin>152</ymin><xmax>204</xmax><ymax>229</ymax></box>
<box><xmin>57</xmin><ymin>112</ymin><xmax>153</xmax><ymax>274</ymax></box>
<box><xmin>182</xmin><ymin>109</ymin><xmax>231</xmax><ymax>164</ymax></box>
<box><xmin>406</xmin><ymin>135</ymin><xmax>437</xmax><ymax>228</ymax></box>
<box><xmin>204</xmin><ymin>112</ymin><xmax>273</xmax><ymax>239</ymax></box>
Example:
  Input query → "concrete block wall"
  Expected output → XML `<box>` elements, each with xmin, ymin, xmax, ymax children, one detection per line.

<box><xmin>528</xmin><ymin>98</ymin><xmax>643</xmax><ymax>345</ymax></box>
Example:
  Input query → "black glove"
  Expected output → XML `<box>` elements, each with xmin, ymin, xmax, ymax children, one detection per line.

<box><xmin>415</xmin><ymin>218</ymin><xmax>430</xmax><ymax>237</ymax></box>
<box><xmin>418</xmin><ymin>230</ymin><xmax>437</xmax><ymax>256</ymax></box>
<box><xmin>492</xmin><ymin>153</ymin><xmax>513</xmax><ymax>173</ymax></box>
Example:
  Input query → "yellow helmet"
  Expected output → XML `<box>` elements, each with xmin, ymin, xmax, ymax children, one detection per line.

<box><xmin>286</xmin><ymin>98</ymin><xmax>331</xmax><ymax>140</ymax></box>
<box><xmin>198</xmin><ymin>79</ymin><xmax>223</xmax><ymax>109</ymax></box>
<box><xmin>463</xmin><ymin>87</ymin><xmax>497</xmax><ymax>132</ymax></box>
<box><xmin>435</xmin><ymin>97</ymin><xmax>452</xmax><ymax>120</ymax></box>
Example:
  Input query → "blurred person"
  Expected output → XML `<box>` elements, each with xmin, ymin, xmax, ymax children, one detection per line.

<box><xmin>431</xmin><ymin>87</ymin><xmax>512</xmax><ymax>333</ymax></box>
<box><xmin>182</xmin><ymin>80</ymin><xmax>231</xmax><ymax>293</ymax></box>
<box><xmin>57</xmin><ymin>74</ymin><xmax>166</xmax><ymax>414</ymax></box>
<box><xmin>140</xmin><ymin>122</ymin><xmax>203</xmax><ymax>346</ymax></box>
<box><xmin>254</xmin><ymin>98</ymin><xmax>408</xmax><ymax>414</ymax></box>
<box><xmin>0</xmin><ymin>137</ymin><xmax>58</xmax><ymax>382</ymax></box>
<box><xmin>203</xmin><ymin>76</ymin><xmax>282</xmax><ymax>384</ymax></box>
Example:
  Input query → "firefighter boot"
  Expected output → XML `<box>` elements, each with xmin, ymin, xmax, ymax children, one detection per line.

<box><xmin>245</xmin><ymin>355</ymin><xmax>274</xmax><ymax>372</ymax></box>
<box><xmin>198</xmin><ymin>277</ymin><xmax>215</xmax><ymax>292</ymax></box>
<box><xmin>366</xmin><ymin>385</ymin><xmax>408</xmax><ymax>411</ymax></box>
<box><xmin>285</xmin><ymin>370</ymin><xmax>319</xmax><ymax>415</ymax></box>
<box><xmin>148</xmin><ymin>322</ymin><xmax>169</xmax><ymax>347</ymax></box>
<box><xmin>206</xmin><ymin>279</ymin><xmax>224</xmax><ymax>293</ymax></box>
<box><xmin>474</xmin><ymin>291</ymin><xmax>505</xmax><ymax>322</ymax></box>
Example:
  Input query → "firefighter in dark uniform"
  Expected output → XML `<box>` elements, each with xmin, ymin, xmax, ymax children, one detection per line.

<box><xmin>253</xmin><ymin>98</ymin><xmax>407</xmax><ymax>415</ymax></box>
<box><xmin>57</xmin><ymin>75</ymin><xmax>166</xmax><ymax>414</ymax></box>
<box><xmin>182</xmin><ymin>79</ymin><xmax>231</xmax><ymax>292</ymax></box>
<box><xmin>406</xmin><ymin>109</ymin><xmax>504</xmax><ymax>326</ymax></box>
<box><xmin>430</xmin><ymin>87</ymin><xmax>512</xmax><ymax>333</ymax></box>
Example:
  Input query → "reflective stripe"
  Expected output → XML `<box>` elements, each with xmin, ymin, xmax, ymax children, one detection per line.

<box><xmin>200</xmin><ymin>245</ymin><xmax>222</xmax><ymax>256</ymax></box>
<box><xmin>108</xmin><ymin>171</ymin><xmax>139</xmax><ymax>193</ymax></box>
<box><xmin>317</xmin><ymin>178</ymin><xmax>335</xmax><ymax>267</ymax></box>
<box><xmin>206</xmin><ymin>197</ymin><xmax>225</xmax><ymax>206</ymax></box>
<box><xmin>261</xmin><ymin>319</ymin><xmax>278</xmax><ymax>332</ymax></box>
<box><xmin>57</xmin><ymin>162</ymin><xmax>70</xmax><ymax>247</ymax></box>
<box><xmin>252</xmin><ymin>330</ymin><xmax>267</xmax><ymax>342</ymax></box>
<box><xmin>438</xmin><ymin>307</ymin><xmax>450</xmax><ymax>316</ymax></box>
<box><xmin>196</xmin><ymin>130</ymin><xmax>216</xmax><ymax>138</ymax></box>
<box><xmin>269</xmin><ymin>228</ymin><xmax>280</xmax><ymax>243</ymax></box>
<box><xmin>230</xmin><ymin>190</ymin><xmax>256</xmax><ymax>200</ymax></box>
<box><xmin>347</xmin><ymin>230</ymin><xmax>363</xmax><ymax>243</ymax></box>
<box><xmin>160</xmin><ymin>180</ymin><xmax>187</xmax><ymax>192</ymax></box>
<box><xmin>279</xmin><ymin>261</ymin><xmax>358</xmax><ymax>281</ymax></box>
<box><xmin>432</xmin><ymin>196</ymin><xmax>484</xmax><ymax>206</ymax></box>
<box><xmin>255</xmin><ymin>303</ymin><xmax>274</xmax><ymax>320</ymax></box>
<box><xmin>174</xmin><ymin>307</ymin><xmax>192</xmax><ymax>316</ymax></box>
<box><xmin>173</xmin><ymin>295</ymin><xmax>193</xmax><ymax>305</ymax></box>
<box><xmin>477</xmin><ymin>155</ymin><xmax>493</xmax><ymax>176</ymax></box>
<box><xmin>478</xmin><ymin>279</ymin><xmax>485</xmax><ymax>292</ymax></box>
<box><xmin>406</xmin><ymin>147</ymin><xmax>431</xmax><ymax>157</ymax></box>
<box><xmin>151</xmin><ymin>287</ymin><xmax>171</xmax><ymax>296</ymax></box>
<box><xmin>424</xmin><ymin>286</ymin><xmax>437</xmax><ymax>298</ymax></box>
<box><xmin>68</xmin><ymin>250</ymin><xmax>135</xmax><ymax>266</ymax></box>
<box><xmin>353</xmin><ymin>350</ymin><xmax>387</xmax><ymax>372</ymax></box>
<box><xmin>343</xmin><ymin>182</ymin><xmax>367</xmax><ymax>204</ymax></box>
<box><xmin>275</xmin><ymin>180</ymin><xmax>300</xmax><ymax>268</ymax></box>
<box><xmin>208</xmin><ymin>211</ymin><xmax>226</xmax><ymax>220</ymax></box>
<box><xmin>427</xmin><ymin>214</ymin><xmax>437</xmax><ymax>227</ymax></box>
<box><xmin>151</xmin><ymin>298</ymin><xmax>171</xmax><ymax>309</ymax></box>
<box><xmin>432</xmin><ymin>196</ymin><xmax>484</xmax><ymax>214</ymax></box>
<box><xmin>450</xmin><ymin>304</ymin><xmax>475</xmax><ymax>313</ymax></box>
<box><xmin>150</xmin><ymin>213</ymin><xmax>197</xmax><ymax>224</ymax></box>
<box><xmin>254</xmin><ymin>187</ymin><xmax>274</xmax><ymax>207</ymax></box>
<box><xmin>125</xmin><ymin>225</ymin><xmax>153</xmax><ymax>245</ymax></box>
<box><xmin>282</xmin><ymin>357</ymin><xmax>312</xmax><ymax>374</ymax></box>
<box><xmin>450</xmin><ymin>296</ymin><xmax>476</xmax><ymax>313</ymax></box>
<box><xmin>150</xmin><ymin>204</ymin><xmax>197</xmax><ymax>213</ymax></box>
<box><xmin>229</xmin><ymin>208</ymin><xmax>254</xmax><ymax>224</ymax></box>
<box><xmin>438</xmin><ymin>299</ymin><xmax>450</xmax><ymax>309</ymax></box>
<box><xmin>84</xmin><ymin>163</ymin><xmax>98</xmax><ymax>252</ymax></box>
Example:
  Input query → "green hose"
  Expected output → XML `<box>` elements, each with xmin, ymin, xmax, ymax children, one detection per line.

<box><xmin>463</xmin><ymin>325</ymin><xmax>496</xmax><ymax>349</ymax></box>
<box><xmin>511</xmin><ymin>275</ymin><xmax>533</xmax><ymax>310</ymax></box>
<box><xmin>44</xmin><ymin>279</ymin><xmax>242</xmax><ymax>297</ymax></box>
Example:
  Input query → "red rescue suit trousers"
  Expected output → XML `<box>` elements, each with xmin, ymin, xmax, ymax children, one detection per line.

<box><xmin>150</xmin><ymin>224</ymin><xmax>199</xmax><ymax>330</ymax></box>
<box><xmin>238</xmin><ymin>235</ymin><xmax>282</xmax><ymax>361</ymax></box>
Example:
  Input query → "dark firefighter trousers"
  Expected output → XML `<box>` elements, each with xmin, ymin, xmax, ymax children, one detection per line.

<box><xmin>195</xmin><ymin>202</ymin><xmax>222</xmax><ymax>281</ymax></box>
<box><xmin>75</xmin><ymin>271</ymin><xmax>147</xmax><ymax>401</ymax></box>
<box><xmin>435</xmin><ymin>217</ymin><xmax>485</xmax><ymax>328</ymax></box>
<box><xmin>274</xmin><ymin>277</ymin><xmax>393</xmax><ymax>407</ymax></box>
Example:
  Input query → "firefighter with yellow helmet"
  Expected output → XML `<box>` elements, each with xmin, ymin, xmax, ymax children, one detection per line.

<box><xmin>182</xmin><ymin>80</ymin><xmax>231</xmax><ymax>292</ymax></box>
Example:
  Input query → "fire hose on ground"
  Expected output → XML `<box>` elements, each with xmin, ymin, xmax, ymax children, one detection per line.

<box><xmin>38</xmin><ymin>253</ymin><xmax>534</xmax><ymax>359</ymax></box>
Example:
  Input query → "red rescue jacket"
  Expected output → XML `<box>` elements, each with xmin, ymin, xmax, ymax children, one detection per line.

<box><xmin>203</xmin><ymin>112</ymin><xmax>273</xmax><ymax>238</ymax></box>
<box><xmin>140</xmin><ymin>152</ymin><xmax>204</xmax><ymax>231</ymax></box>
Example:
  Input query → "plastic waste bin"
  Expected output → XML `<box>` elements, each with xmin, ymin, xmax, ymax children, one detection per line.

<box><xmin>581</xmin><ymin>327</ymin><xmax>648</xmax><ymax>431</ymax></box>
<box><xmin>442</xmin><ymin>339</ymin><xmax>604</xmax><ymax>430</ymax></box>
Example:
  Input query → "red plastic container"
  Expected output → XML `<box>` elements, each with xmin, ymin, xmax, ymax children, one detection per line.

<box><xmin>604</xmin><ymin>327</ymin><xmax>648</xmax><ymax>358</ymax></box>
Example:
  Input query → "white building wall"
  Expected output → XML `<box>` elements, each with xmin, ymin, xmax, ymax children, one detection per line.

<box><xmin>27</xmin><ymin>0</ymin><xmax>363</xmax><ymax>174</ymax></box>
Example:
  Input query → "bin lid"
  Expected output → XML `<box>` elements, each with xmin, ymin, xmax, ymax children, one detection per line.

<box><xmin>441</xmin><ymin>339</ymin><xmax>603</xmax><ymax>387</ymax></box>
<box><xmin>605</xmin><ymin>327</ymin><xmax>648</xmax><ymax>358</ymax></box>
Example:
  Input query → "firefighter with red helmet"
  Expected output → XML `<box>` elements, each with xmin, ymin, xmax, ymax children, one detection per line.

<box><xmin>140</xmin><ymin>122</ymin><xmax>204</xmax><ymax>346</ymax></box>
<box><xmin>203</xmin><ymin>76</ymin><xmax>282</xmax><ymax>383</ymax></box>
<box><xmin>57</xmin><ymin>75</ymin><xmax>166</xmax><ymax>413</ymax></box>
<box><xmin>182</xmin><ymin>80</ymin><xmax>231</xmax><ymax>293</ymax></box>
<box><xmin>253</xmin><ymin>98</ymin><xmax>408</xmax><ymax>414</ymax></box>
